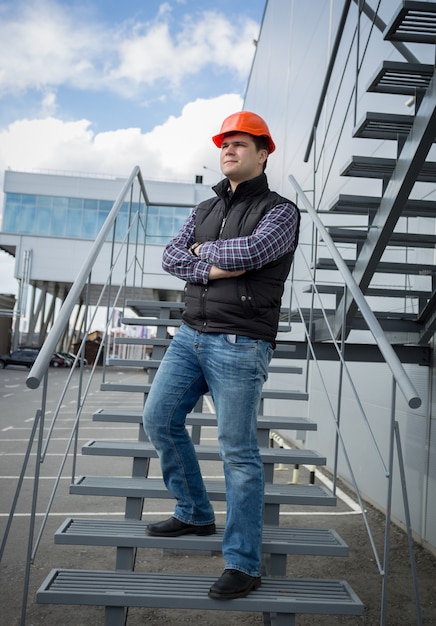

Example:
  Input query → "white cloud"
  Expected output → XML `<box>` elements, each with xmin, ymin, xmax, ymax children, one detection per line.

<box><xmin>0</xmin><ymin>1</ymin><xmax>258</xmax><ymax>96</ymax></box>
<box><xmin>40</xmin><ymin>91</ymin><xmax>58</xmax><ymax>117</ymax></box>
<box><xmin>0</xmin><ymin>93</ymin><xmax>243</xmax><ymax>185</ymax></box>
<box><xmin>0</xmin><ymin>1</ymin><xmax>106</xmax><ymax>94</ymax></box>
<box><xmin>112</xmin><ymin>11</ymin><xmax>259</xmax><ymax>88</ymax></box>
<box><xmin>0</xmin><ymin>93</ymin><xmax>243</xmax><ymax>296</ymax></box>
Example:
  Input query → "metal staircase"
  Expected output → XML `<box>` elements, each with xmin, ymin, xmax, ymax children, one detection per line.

<box><xmin>306</xmin><ymin>0</ymin><xmax>436</xmax><ymax>348</ymax></box>
<box><xmin>35</xmin><ymin>301</ymin><xmax>364</xmax><ymax>625</ymax></box>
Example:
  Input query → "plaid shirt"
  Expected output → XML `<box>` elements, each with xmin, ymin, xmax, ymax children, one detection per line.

<box><xmin>162</xmin><ymin>201</ymin><xmax>299</xmax><ymax>285</ymax></box>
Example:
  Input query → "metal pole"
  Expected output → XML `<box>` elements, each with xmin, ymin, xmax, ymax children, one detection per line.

<box><xmin>0</xmin><ymin>409</ymin><xmax>41</xmax><ymax>561</ymax></box>
<box><xmin>288</xmin><ymin>175</ymin><xmax>421</xmax><ymax>410</ymax></box>
<box><xmin>380</xmin><ymin>377</ymin><xmax>396</xmax><ymax>626</ymax></box>
<box><xmin>26</xmin><ymin>166</ymin><xmax>141</xmax><ymax>389</ymax></box>
<box><xmin>333</xmin><ymin>284</ymin><xmax>347</xmax><ymax>494</ymax></box>
<box><xmin>394</xmin><ymin>420</ymin><xmax>423</xmax><ymax>625</ymax></box>
<box><xmin>20</xmin><ymin>403</ymin><xmax>45</xmax><ymax>625</ymax></box>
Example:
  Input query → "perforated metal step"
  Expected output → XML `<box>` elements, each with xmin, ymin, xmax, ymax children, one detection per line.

<box><xmin>384</xmin><ymin>1</ymin><xmax>436</xmax><ymax>43</ymax></box>
<box><xmin>353</xmin><ymin>112</ymin><xmax>433</xmax><ymax>141</ymax></box>
<box><xmin>340</xmin><ymin>156</ymin><xmax>436</xmax><ymax>182</ymax></box>
<box><xmin>367</xmin><ymin>60</ymin><xmax>435</xmax><ymax>95</ymax></box>
<box><xmin>36</xmin><ymin>569</ymin><xmax>364</xmax><ymax>618</ymax></box>
<box><xmin>303</xmin><ymin>283</ymin><xmax>430</xmax><ymax>300</ymax></box>
<box><xmin>70</xmin><ymin>476</ymin><xmax>337</xmax><ymax>507</ymax></box>
<box><xmin>327</xmin><ymin>226</ymin><xmax>436</xmax><ymax>248</ymax></box>
<box><xmin>92</xmin><ymin>409</ymin><xmax>317</xmax><ymax>431</ymax></box>
<box><xmin>316</xmin><ymin>257</ymin><xmax>436</xmax><ymax>276</ymax></box>
<box><xmin>81</xmin><ymin>440</ymin><xmax>326</xmax><ymax>467</ymax></box>
<box><xmin>99</xmin><ymin>381</ymin><xmax>309</xmax><ymax>400</ymax></box>
<box><xmin>55</xmin><ymin>518</ymin><xmax>349</xmax><ymax>557</ymax></box>
<box><xmin>328</xmin><ymin>194</ymin><xmax>436</xmax><ymax>217</ymax></box>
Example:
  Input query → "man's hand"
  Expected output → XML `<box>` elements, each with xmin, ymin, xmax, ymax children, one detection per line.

<box><xmin>208</xmin><ymin>266</ymin><xmax>246</xmax><ymax>280</ymax></box>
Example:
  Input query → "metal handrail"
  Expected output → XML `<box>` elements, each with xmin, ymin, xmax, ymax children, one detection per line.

<box><xmin>304</xmin><ymin>0</ymin><xmax>420</xmax><ymax>163</ymax></box>
<box><xmin>288</xmin><ymin>174</ymin><xmax>421</xmax><ymax>410</ymax></box>
<box><xmin>304</xmin><ymin>0</ymin><xmax>353</xmax><ymax>162</ymax></box>
<box><xmin>26</xmin><ymin>165</ymin><xmax>143</xmax><ymax>389</ymax></box>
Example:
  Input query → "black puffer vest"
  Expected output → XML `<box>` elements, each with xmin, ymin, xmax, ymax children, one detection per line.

<box><xmin>183</xmin><ymin>173</ymin><xmax>299</xmax><ymax>343</ymax></box>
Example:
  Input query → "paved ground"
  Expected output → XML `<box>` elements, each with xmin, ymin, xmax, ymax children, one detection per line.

<box><xmin>1</xmin><ymin>367</ymin><xmax>435</xmax><ymax>625</ymax></box>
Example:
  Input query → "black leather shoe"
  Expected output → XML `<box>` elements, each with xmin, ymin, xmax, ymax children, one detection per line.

<box><xmin>146</xmin><ymin>516</ymin><xmax>216</xmax><ymax>537</ymax></box>
<box><xmin>208</xmin><ymin>569</ymin><xmax>261</xmax><ymax>600</ymax></box>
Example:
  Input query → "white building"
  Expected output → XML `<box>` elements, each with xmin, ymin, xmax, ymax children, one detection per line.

<box><xmin>243</xmin><ymin>0</ymin><xmax>436</xmax><ymax>555</ymax></box>
<box><xmin>0</xmin><ymin>169</ymin><xmax>212</xmax><ymax>347</ymax></box>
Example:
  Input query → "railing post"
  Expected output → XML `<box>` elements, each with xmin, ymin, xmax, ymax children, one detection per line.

<box><xmin>20</xmin><ymin>405</ymin><xmax>45</xmax><ymax>626</ymax></box>
<box><xmin>332</xmin><ymin>284</ymin><xmax>348</xmax><ymax>495</ymax></box>
<box><xmin>393</xmin><ymin>419</ymin><xmax>423</xmax><ymax>626</ymax></box>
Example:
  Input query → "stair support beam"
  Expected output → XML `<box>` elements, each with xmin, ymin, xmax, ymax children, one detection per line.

<box><xmin>314</xmin><ymin>68</ymin><xmax>436</xmax><ymax>343</ymax></box>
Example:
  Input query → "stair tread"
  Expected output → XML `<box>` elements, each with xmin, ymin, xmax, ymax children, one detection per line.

<box><xmin>353</xmin><ymin>111</ymin><xmax>422</xmax><ymax>141</ymax></box>
<box><xmin>341</xmin><ymin>155</ymin><xmax>436</xmax><ymax>182</ymax></box>
<box><xmin>36</xmin><ymin>569</ymin><xmax>364</xmax><ymax>614</ymax></box>
<box><xmin>70</xmin><ymin>476</ymin><xmax>337</xmax><ymax>506</ymax></box>
<box><xmin>92</xmin><ymin>409</ymin><xmax>317</xmax><ymax>431</ymax></box>
<box><xmin>327</xmin><ymin>226</ymin><xmax>436</xmax><ymax>247</ymax></box>
<box><xmin>115</xmin><ymin>337</ymin><xmax>172</xmax><ymax>346</ymax></box>
<box><xmin>328</xmin><ymin>194</ymin><xmax>436</xmax><ymax>217</ymax></box>
<box><xmin>316</xmin><ymin>257</ymin><xmax>436</xmax><ymax>275</ymax></box>
<box><xmin>82</xmin><ymin>440</ymin><xmax>326</xmax><ymax>465</ymax></box>
<box><xmin>367</xmin><ymin>60</ymin><xmax>435</xmax><ymax>95</ymax></box>
<box><xmin>122</xmin><ymin>317</ymin><xmax>183</xmax><ymax>326</ymax></box>
<box><xmin>303</xmin><ymin>284</ymin><xmax>430</xmax><ymax>299</ymax></box>
<box><xmin>99</xmin><ymin>381</ymin><xmax>309</xmax><ymax>400</ymax></box>
<box><xmin>383</xmin><ymin>1</ymin><xmax>436</xmax><ymax>43</ymax></box>
<box><xmin>294</xmin><ymin>307</ymin><xmax>418</xmax><ymax>322</ymax></box>
<box><xmin>55</xmin><ymin>518</ymin><xmax>349</xmax><ymax>556</ymax></box>
<box><xmin>106</xmin><ymin>359</ymin><xmax>303</xmax><ymax>375</ymax></box>
<box><xmin>126</xmin><ymin>300</ymin><xmax>184</xmax><ymax>318</ymax></box>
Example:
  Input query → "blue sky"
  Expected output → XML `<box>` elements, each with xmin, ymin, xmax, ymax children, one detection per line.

<box><xmin>0</xmin><ymin>0</ymin><xmax>266</xmax><ymax>293</ymax></box>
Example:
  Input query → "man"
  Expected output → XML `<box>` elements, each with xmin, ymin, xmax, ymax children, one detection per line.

<box><xmin>143</xmin><ymin>111</ymin><xmax>300</xmax><ymax>600</ymax></box>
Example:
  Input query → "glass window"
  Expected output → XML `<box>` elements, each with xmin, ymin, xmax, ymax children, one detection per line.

<box><xmin>36</xmin><ymin>195</ymin><xmax>52</xmax><ymax>208</ymax></box>
<box><xmin>66</xmin><ymin>208</ymin><xmax>82</xmax><ymax>237</ymax></box>
<box><xmin>3</xmin><ymin>204</ymin><xmax>18</xmax><ymax>231</ymax></box>
<box><xmin>96</xmin><ymin>211</ymin><xmax>107</xmax><ymax>232</ymax></box>
<box><xmin>174</xmin><ymin>208</ymin><xmax>190</xmax><ymax>232</ymax></box>
<box><xmin>51</xmin><ymin>206</ymin><xmax>67</xmax><ymax>237</ymax></box>
<box><xmin>68</xmin><ymin>197</ymin><xmax>83</xmax><ymax>210</ymax></box>
<box><xmin>35</xmin><ymin>206</ymin><xmax>52</xmax><ymax>235</ymax></box>
<box><xmin>2</xmin><ymin>191</ymin><xmax>192</xmax><ymax>243</ymax></box>
<box><xmin>21</xmin><ymin>205</ymin><xmax>36</xmax><ymax>234</ymax></box>
<box><xmin>99</xmin><ymin>200</ymin><xmax>113</xmax><ymax>213</ymax></box>
<box><xmin>145</xmin><ymin>206</ymin><xmax>159</xmax><ymax>243</ymax></box>
<box><xmin>82</xmin><ymin>209</ymin><xmax>97</xmax><ymax>236</ymax></box>
<box><xmin>115</xmin><ymin>212</ymin><xmax>128</xmax><ymax>241</ymax></box>
<box><xmin>22</xmin><ymin>194</ymin><xmax>36</xmax><ymax>206</ymax></box>
<box><xmin>84</xmin><ymin>198</ymin><xmax>98</xmax><ymax>210</ymax></box>
<box><xmin>52</xmin><ymin>196</ymin><xmax>68</xmax><ymax>209</ymax></box>
<box><xmin>2</xmin><ymin>196</ymin><xmax>21</xmax><ymax>231</ymax></box>
<box><xmin>158</xmin><ymin>209</ymin><xmax>174</xmax><ymax>241</ymax></box>
<box><xmin>6</xmin><ymin>193</ymin><xmax>21</xmax><ymax>203</ymax></box>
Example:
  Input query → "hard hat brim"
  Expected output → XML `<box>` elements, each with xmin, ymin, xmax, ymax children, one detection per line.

<box><xmin>212</xmin><ymin>131</ymin><xmax>276</xmax><ymax>154</ymax></box>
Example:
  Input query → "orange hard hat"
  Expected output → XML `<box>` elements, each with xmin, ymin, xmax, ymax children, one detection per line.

<box><xmin>212</xmin><ymin>111</ymin><xmax>276</xmax><ymax>154</ymax></box>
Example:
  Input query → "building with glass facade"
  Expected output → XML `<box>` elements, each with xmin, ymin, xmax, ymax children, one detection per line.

<box><xmin>243</xmin><ymin>0</ymin><xmax>435</xmax><ymax>555</ymax></box>
<box><xmin>0</xmin><ymin>169</ymin><xmax>212</xmax><ymax>346</ymax></box>
<box><xmin>2</xmin><ymin>179</ymin><xmax>191</xmax><ymax>244</ymax></box>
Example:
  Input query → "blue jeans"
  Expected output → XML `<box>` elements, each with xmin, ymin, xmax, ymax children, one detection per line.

<box><xmin>143</xmin><ymin>323</ymin><xmax>273</xmax><ymax>577</ymax></box>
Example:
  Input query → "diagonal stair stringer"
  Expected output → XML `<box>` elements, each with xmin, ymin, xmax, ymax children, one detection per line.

<box><xmin>314</xmin><ymin>68</ymin><xmax>436</xmax><ymax>342</ymax></box>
